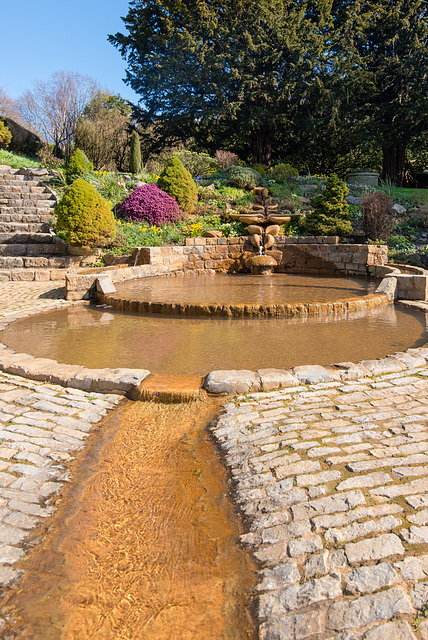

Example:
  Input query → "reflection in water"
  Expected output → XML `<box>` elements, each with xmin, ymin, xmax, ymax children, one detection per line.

<box><xmin>111</xmin><ymin>273</ymin><xmax>379</xmax><ymax>307</ymax></box>
<box><xmin>2</xmin><ymin>400</ymin><xmax>256</xmax><ymax>639</ymax></box>
<box><xmin>2</xmin><ymin>303</ymin><xmax>427</xmax><ymax>376</ymax></box>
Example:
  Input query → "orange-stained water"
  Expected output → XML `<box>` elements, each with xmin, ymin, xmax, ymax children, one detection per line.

<box><xmin>2</xmin><ymin>302</ymin><xmax>427</xmax><ymax>375</ymax></box>
<box><xmin>0</xmin><ymin>399</ymin><xmax>256</xmax><ymax>640</ymax></box>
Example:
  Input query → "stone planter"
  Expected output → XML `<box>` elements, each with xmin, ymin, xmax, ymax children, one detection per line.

<box><xmin>346</xmin><ymin>171</ymin><xmax>380</xmax><ymax>187</ymax></box>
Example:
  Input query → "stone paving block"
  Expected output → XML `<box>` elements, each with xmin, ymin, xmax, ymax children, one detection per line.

<box><xmin>275</xmin><ymin>460</ymin><xmax>321</xmax><ymax>479</ymax></box>
<box><xmin>291</xmin><ymin>490</ymin><xmax>366</xmax><ymax>521</ymax></box>
<box><xmin>326</xmin><ymin>587</ymin><xmax>413</xmax><ymax>631</ymax></box>
<box><xmin>0</xmin><ymin>524</ymin><xmax>27</xmax><ymax>546</ymax></box>
<box><xmin>395</xmin><ymin>555</ymin><xmax>428</xmax><ymax>580</ymax></box>
<box><xmin>411</xmin><ymin>581</ymin><xmax>428</xmax><ymax>609</ymax></box>
<box><xmin>296</xmin><ymin>470</ymin><xmax>341</xmax><ymax>487</ymax></box>
<box><xmin>259</xmin><ymin>611</ymin><xmax>324</xmax><ymax>640</ymax></box>
<box><xmin>336</xmin><ymin>472</ymin><xmax>393</xmax><ymax>491</ymax></box>
<box><xmin>257</xmin><ymin>562</ymin><xmax>300</xmax><ymax>591</ymax></box>
<box><xmin>293</xmin><ymin>365</ymin><xmax>336</xmax><ymax>384</ymax></box>
<box><xmin>204</xmin><ymin>370</ymin><xmax>261</xmax><ymax>394</ymax></box>
<box><xmin>261</xmin><ymin>521</ymin><xmax>312</xmax><ymax>545</ymax></box>
<box><xmin>344</xmin><ymin>562</ymin><xmax>400</xmax><ymax>595</ymax></box>
<box><xmin>362</xmin><ymin>620</ymin><xmax>417</xmax><ymax>640</ymax></box>
<box><xmin>3</xmin><ymin>511</ymin><xmax>39</xmax><ymax>530</ymax></box>
<box><xmin>400</xmin><ymin>525</ymin><xmax>428</xmax><ymax>544</ymax></box>
<box><xmin>0</xmin><ymin>544</ymin><xmax>24</xmax><ymax>565</ymax></box>
<box><xmin>287</xmin><ymin>536</ymin><xmax>324</xmax><ymax>557</ymax></box>
<box><xmin>408</xmin><ymin>509</ymin><xmax>428</xmax><ymax>525</ymax></box>
<box><xmin>7</xmin><ymin>499</ymin><xmax>52</xmax><ymax>518</ymax></box>
<box><xmin>0</xmin><ymin>566</ymin><xmax>22</xmax><ymax>587</ymax></box>
<box><xmin>345</xmin><ymin>533</ymin><xmax>405</xmax><ymax>564</ymax></box>
<box><xmin>278</xmin><ymin>575</ymin><xmax>342</xmax><ymax>612</ymax></box>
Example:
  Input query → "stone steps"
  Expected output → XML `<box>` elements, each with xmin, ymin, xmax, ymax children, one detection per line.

<box><xmin>0</xmin><ymin>243</ymin><xmax>67</xmax><ymax>257</ymax></box>
<box><xmin>0</xmin><ymin>222</ymin><xmax>51</xmax><ymax>234</ymax></box>
<box><xmin>0</xmin><ymin>166</ymin><xmax>77</xmax><ymax>280</ymax></box>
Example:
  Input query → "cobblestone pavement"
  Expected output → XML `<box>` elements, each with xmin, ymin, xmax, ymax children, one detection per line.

<box><xmin>212</xmin><ymin>354</ymin><xmax>428</xmax><ymax>640</ymax></box>
<box><xmin>0</xmin><ymin>280</ymin><xmax>67</xmax><ymax>317</ymax></box>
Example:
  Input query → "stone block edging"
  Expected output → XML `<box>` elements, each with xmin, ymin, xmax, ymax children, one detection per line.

<box><xmin>203</xmin><ymin>345</ymin><xmax>428</xmax><ymax>395</ymax></box>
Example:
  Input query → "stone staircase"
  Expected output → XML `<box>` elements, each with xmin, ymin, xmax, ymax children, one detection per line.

<box><xmin>0</xmin><ymin>165</ymin><xmax>80</xmax><ymax>281</ymax></box>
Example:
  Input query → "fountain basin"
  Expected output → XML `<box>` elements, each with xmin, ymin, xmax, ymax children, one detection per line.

<box><xmin>97</xmin><ymin>273</ymin><xmax>388</xmax><ymax>317</ymax></box>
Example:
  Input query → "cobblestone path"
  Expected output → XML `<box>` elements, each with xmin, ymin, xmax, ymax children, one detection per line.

<box><xmin>0</xmin><ymin>280</ymin><xmax>66</xmax><ymax>317</ymax></box>
<box><xmin>212</xmin><ymin>359</ymin><xmax>428</xmax><ymax>639</ymax></box>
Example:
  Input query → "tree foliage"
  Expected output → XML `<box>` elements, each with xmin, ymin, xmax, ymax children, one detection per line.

<box><xmin>109</xmin><ymin>0</ymin><xmax>331</xmax><ymax>165</ymax></box>
<box><xmin>74</xmin><ymin>90</ymin><xmax>132</xmax><ymax>171</ymax></box>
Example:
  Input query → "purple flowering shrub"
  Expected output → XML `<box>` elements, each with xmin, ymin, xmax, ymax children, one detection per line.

<box><xmin>117</xmin><ymin>183</ymin><xmax>183</xmax><ymax>225</ymax></box>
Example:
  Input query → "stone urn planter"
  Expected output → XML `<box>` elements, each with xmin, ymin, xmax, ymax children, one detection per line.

<box><xmin>346</xmin><ymin>171</ymin><xmax>380</xmax><ymax>187</ymax></box>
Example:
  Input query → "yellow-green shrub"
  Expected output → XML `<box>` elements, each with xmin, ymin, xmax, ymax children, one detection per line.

<box><xmin>55</xmin><ymin>178</ymin><xmax>117</xmax><ymax>246</ymax></box>
<box><xmin>0</xmin><ymin>120</ymin><xmax>12</xmax><ymax>149</ymax></box>
<box><xmin>157</xmin><ymin>156</ymin><xmax>197</xmax><ymax>213</ymax></box>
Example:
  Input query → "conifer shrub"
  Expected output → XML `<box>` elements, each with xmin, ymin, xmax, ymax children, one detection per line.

<box><xmin>173</xmin><ymin>150</ymin><xmax>219</xmax><ymax>176</ymax></box>
<box><xmin>0</xmin><ymin>120</ymin><xmax>12</xmax><ymax>149</ymax></box>
<box><xmin>55</xmin><ymin>178</ymin><xmax>117</xmax><ymax>246</ymax></box>
<box><xmin>65</xmin><ymin>148</ymin><xmax>94</xmax><ymax>183</ymax></box>
<box><xmin>271</xmin><ymin>163</ymin><xmax>299</xmax><ymax>183</ymax></box>
<box><xmin>252</xmin><ymin>164</ymin><xmax>266</xmax><ymax>178</ymax></box>
<box><xmin>304</xmin><ymin>174</ymin><xmax>352</xmax><ymax>236</ymax></box>
<box><xmin>228</xmin><ymin>165</ymin><xmax>264</xmax><ymax>189</ymax></box>
<box><xmin>117</xmin><ymin>183</ymin><xmax>183</xmax><ymax>225</ymax></box>
<box><xmin>157</xmin><ymin>156</ymin><xmax>198</xmax><ymax>213</ymax></box>
<box><xmin>129</xmin><ymin>130</ymin><xmax>142</xmax><ymax>174</ymax></box>
<box><xmin>363</xmin><ymin>191</ymin><xmax>394</xmax><ymax>242</ymax></box>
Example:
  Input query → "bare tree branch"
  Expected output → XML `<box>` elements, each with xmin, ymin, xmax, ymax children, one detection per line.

<box><xmin>16</xmin><ymin>71</ymin><xmax>99</xmax><ymax>157</ymax></box>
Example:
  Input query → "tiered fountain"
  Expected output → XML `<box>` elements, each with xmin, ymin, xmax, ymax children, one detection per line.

<box><xmin>229</xmin><ymin>186</ymin><xmax>300</xmax><ymax>274</ymax></box>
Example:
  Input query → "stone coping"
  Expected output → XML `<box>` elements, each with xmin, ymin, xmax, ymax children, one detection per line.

<box><xmin>98</xmin><ymin>291</ymin><xmax>390</xmax><ymax>318</ymax></box>
<box><xmin>203</xmin><ymin>343</ymin><xmax>428</xmax><ymax>395</ymax></box>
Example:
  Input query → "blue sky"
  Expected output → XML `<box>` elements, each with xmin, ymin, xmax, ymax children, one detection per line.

<box><xmin>2</xmin><ymin>0</ymin><xmax>139</xmax><ymax>104</ymax></box>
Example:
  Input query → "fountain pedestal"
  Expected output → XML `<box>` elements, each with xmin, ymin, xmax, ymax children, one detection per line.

<box><xmin>247</xmin><ymin>253</ymin><xmax>277</xmax><ymax>275</ymax></box>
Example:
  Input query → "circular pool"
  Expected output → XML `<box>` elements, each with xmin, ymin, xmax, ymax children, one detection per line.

<box><xmin>2</xmin><ymin>302</ymin><xmax>427</xmax><ymax>376</ymax></box>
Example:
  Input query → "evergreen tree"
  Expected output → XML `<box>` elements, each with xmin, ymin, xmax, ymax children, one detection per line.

<box><xmin>109</xmin><ymin>1</ymin><xmax>331</xmax><ymax>165</ymax></box>
<box><xmin>129</xmin><ymin>130</ymin><xmax>142</xmax><ymax>174</ymax></box>
<box><xmin>332</xmin><ymin>0</ymin><xmax>428</xmax><ymax>185</ymax></box>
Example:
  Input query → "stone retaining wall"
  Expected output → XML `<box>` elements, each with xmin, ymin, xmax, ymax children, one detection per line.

<box><xmin>66</xmin><ymin>238</ymin><xmax>388</xmax><ymax>301</ymax></box>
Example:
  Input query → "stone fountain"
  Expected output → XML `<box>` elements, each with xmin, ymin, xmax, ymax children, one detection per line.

<box><xmin>229</xmin><ymin>186</ymin><xmax>300</xmax><ymax>274</ymax></box>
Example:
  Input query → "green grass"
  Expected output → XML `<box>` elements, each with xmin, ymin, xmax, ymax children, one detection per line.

<box><xmin>0</xmin><ymin>149</ymin><xmax>42</xmax><ymax>169</ymax></box>
<box><xmin>390</xmin><ymin>187</ymin><xmax>428</xmax><ymax>207</ymax></box>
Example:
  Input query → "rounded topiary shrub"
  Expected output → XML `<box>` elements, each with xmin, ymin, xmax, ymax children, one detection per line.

<box><xmin>65</xmin><ymin>148</ymin><xmax>94</xmax><ymax>184</ymax></box>
<box><xmin>228</xmin><ymin>165</ymin><xmax>264</xmax><ymax>189</ymax></box>
<box><xmin>157</xmin><ymin>156</ymin><xmax>198</xmax><ymax>213</ymax></box>
<box><xmin>55</xmin><ymin>178</ymin><xmax>117</xmax><ymax>246</ymax></box>
<box><xmin>117</xmin><ymin>183</ymin><xmax>183</xmax><ymax>225</ymax></box>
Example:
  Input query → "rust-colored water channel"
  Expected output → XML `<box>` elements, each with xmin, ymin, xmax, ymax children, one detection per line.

<box><xmin>1</xmin><ymin>398</ymin><xmax>256</xmax><ymax>639</ymax></box>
